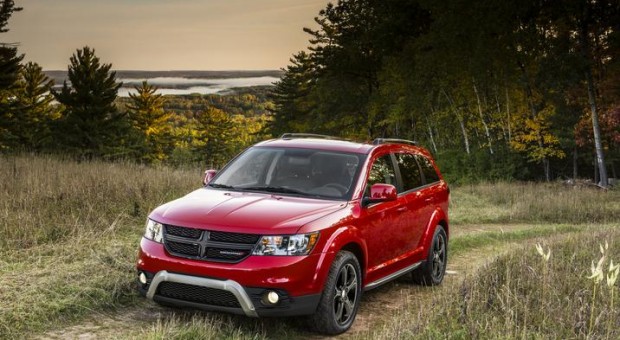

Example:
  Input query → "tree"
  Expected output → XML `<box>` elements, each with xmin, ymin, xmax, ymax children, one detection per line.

<box><xmin>53</xmin><ymin>46</ymin><xmax>126</xmax><ymax>158</ymax></box>
<box><xmin>268</xmin><ymin>51</ymin><xmax>315</xmax><ymax>135</ymax></box>
<box><xmin>0</xmin><ymin>0</ymin><xmax>23</xmax><ymax>150</ymax></box>
<box><xmin>0</xmin><ymin>0</ymin><xmax>21</xmax><ymax>89</ymax></box>
<box><xmin>194</xmin><ymin>107</ymin><xmax>233</xmax><ymax>168</ymax></box>
<box><xmin>12</xmin><ymin>62</ymin><xmax>58</xmax><ymax>150</ymax></box>
<box><xmin>570</xmin><ymin>0</ymin><xmax>617</xmax><ymax>187</ymax></box>
<box><xmin>127</xmin><ymin>81</ymin><xmax>173</xmax><ymax>163</ymax></box>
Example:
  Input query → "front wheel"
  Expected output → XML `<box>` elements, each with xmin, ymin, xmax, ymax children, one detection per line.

<box><xmin>310</xmin><ymin>250</ymin><xmax>361</xmax><ymax>335</ymax></box>
<box><xmin>412</xmin><ymin>225</ymin><xmax>447</xmax><ymax>285</ymax></box>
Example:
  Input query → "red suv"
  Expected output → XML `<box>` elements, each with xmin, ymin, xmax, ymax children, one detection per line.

<box><xmin>136</xmin><ymin>134</ymin><xmax>449</xmax><ymax>334</ymax></box>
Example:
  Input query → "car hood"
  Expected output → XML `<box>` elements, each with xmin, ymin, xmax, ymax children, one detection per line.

<box><xmin>149</xmin><ymin>188</ymin><xmax>347</xmax><ymax>235</ymax></box>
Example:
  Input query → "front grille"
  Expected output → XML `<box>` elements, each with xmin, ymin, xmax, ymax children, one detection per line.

<box><xmin>157</xmin><ymin>282</ymin><xmax>241</xmax><ymax>308</ymax></box>
<box><xmin>210</xmin><ymin>231</ymin><xmax>260</xmax><ymax>244</ymax></box>
<box><xmin>166</xmin><ymin>225</ymin><xmax>202</xmax><ymax>239</ymax></box>
<box><xmin>167</xmin><ymin>241</ymin><xmax>200</xmax><ymax>257</ymax></box>
<box><xmin>163</xmin><ymin>224</ymin><xmax>259</xmax><ymax>263</ymax></box>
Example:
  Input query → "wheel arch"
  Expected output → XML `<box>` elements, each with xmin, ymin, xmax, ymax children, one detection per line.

<box><xmin>340</xmin><ymin>242</ymin><xmax>365</xmax><ymax>280</ymax></box>
<box><xmin>437</xmin><ymin>218</ymin><xmax>449</xmax><ymax>239</ymax></box>
<box><xmin>419</xmin><ymin>208</ymin><xmax>449</xmax><ymax>252</ymax></box>
<box><xmin>315</xmin><ymin>225</ymin><xmax>368</xmax><ymax>288</ymax></box>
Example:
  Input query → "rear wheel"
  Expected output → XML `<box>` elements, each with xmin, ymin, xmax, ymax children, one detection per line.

<box><xmin>412</xmin><ymin>225</ymin><xmax>447</xmax><ymax>285</ymax></box>
<box><xmin>310</xmin><ymin>250</ymin><xmax>361</xmax><ymax>335</ymax></box>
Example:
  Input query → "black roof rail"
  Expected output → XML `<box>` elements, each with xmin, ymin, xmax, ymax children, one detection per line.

<box><xmin>280</xmin><ymin>133</ymin><xmax>343</xmax><ymax>140</ymax></box>
<box><xmin>372</xmin><ymin>138</ymin><xmax>417</xmax><ymax>146</ymax></box>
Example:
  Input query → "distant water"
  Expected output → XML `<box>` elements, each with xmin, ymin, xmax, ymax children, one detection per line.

<box><xmin>116</xmin><ymin>76</ymin><xmax>279</xmax><ymax>97</ymax></box>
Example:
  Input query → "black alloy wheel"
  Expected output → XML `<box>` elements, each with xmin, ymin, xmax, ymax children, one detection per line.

<box><xmin>412</xmin><ymin>225</ymin><xmax>448</xmax><ymax>285</ymax></box>
<box><xmin>333</xmin><ymin>262</ymin><xmax>358</xmax><ymax>326</ymax></box>
<box><xmin>310</xmin><ymin>251</ymin><xmax>362</xmax><ymax>335</ymax></box>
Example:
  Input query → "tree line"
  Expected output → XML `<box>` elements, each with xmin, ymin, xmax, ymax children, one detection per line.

<box><xmin>268</xmin><ymin>0</ymin><xmax>619</xmax><ymax>185</ymax></box>
<box><xmin>0</xmin><ymin>1</ymin><xmax>268</xmax><ymax>167</ymax></box>
<box><xmin>2</xmin><ymin>0</ymin><xmax>618</xmax><ymax>184</ymax></box>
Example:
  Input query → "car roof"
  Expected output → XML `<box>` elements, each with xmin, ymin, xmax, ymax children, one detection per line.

<box><xmin>255</xmin><ymin>137</ymin><xmax>429</xmax><ymax>156</ymax></box>
<box><xmin>255</xmin><ymin>138</ymin><xmax>374</xmax><ymax>154</ymax></box>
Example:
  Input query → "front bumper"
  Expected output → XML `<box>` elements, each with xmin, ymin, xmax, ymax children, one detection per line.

<box><xmin>138</xmin><ymin>270</ymin><xmax>321</xmax><ymax>317</ymax></box>
<box><xmin>137</xmin><ymin>238</ymin><xmax>327</xmax><ymax>317</ymax></box>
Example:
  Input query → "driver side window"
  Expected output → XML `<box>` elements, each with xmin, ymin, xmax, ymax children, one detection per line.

<box><xmin>364</xmin><ymin>154</ymin><xmax>396</xmax><ymax>196</ymax></box>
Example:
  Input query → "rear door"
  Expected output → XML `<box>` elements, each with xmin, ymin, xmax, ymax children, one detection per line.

<box><xmin>394</xmin><ymin>152</ymin><xmax>427</xmax><ymax>255</ymax></box>
<box><xmin>414</xmin><ymin>154</ymin><xmax>444</xmax><ymax>246</ymax></box>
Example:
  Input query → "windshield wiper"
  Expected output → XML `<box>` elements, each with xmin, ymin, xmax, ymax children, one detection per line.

<box><xmin>239</xmin><ymin>186</ymin><xmax>306</xmax><ymax>195</ymax></box>
<box><xmin>208</xmin><ymin>183</ymin><xmax>236</xmax><ymax>189</ymax></box>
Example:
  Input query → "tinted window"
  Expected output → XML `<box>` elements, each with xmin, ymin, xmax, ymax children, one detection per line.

<box><xmin>416</xmin><ymin>155</ymin><xmax>440</xmax><ymax>184</ymax></box>
<box><xmin>395</xmin><ymin>153</ymin><xmax>423</xmax><ymax>191</ymax></box>
<box><xmin>365</xmin><ymin>154</ymin><xmax>396</xmax><ymax>196</ymax></box>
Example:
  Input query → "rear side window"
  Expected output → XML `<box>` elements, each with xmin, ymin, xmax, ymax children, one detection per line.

<box><xmin>416</xmin><ymin>155</ymin><xmax>440</xmax><ymax>184</ymax></box>
<box><xmin>395</xmin><ymin>153</ymin><xmax>423</xmax><ymax>191</ymax></box>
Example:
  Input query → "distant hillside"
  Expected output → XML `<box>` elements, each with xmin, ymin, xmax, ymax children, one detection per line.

<box><xmin>44</xmin><ymin>70</ymin><xmax>284</xmax><ymax>85</ymax></box>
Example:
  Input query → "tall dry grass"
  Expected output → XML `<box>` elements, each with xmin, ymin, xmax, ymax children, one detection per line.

<box><xmin>450</xmin><ymin>182</ymin><xmax>620</xmax><ymax>225</ymax></box>
<box><xmin>0</xmin><ymin>154</ymin><xmax>199</xmax><ymax>249</ymax></box>
<box><xmin>357</xmin><ymin>230</ymin><xmax>620</xmax><ymax>339</ymax></box>
<box><xmin>0</xmin><ymin>154</ymin><xmax>200</xmax><ymax>338</ymax></box>
<box><xmin>0</xmin><ymin>154</ymin><xmax>617</xmax><ymax>338</ymax></box>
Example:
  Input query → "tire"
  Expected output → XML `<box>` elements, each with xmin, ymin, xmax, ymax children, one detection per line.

<box><xmin>412</xmin><ymin>225</ymin><xmax>447</xmax><ymax>286</ymax></box>
<box><xmin>310</xmin><ymin>250</ymin><xmax>362</xmax><ymax>335</ymax></box>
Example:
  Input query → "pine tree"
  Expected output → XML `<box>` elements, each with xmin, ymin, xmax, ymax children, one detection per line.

<box><xmin>0</xmin><ymin>0</ymin><xmax>23</xmax><ymax>149</ymax></box>
<box><xmin>53</xmin><ymin>46</ymin><xmax>126</xmax><ymax>158</ymax></box>
<box><xmin>0</xmin><ymin>0</ymin><xmax>21</xmax><ymax>89</ymax></box>
<box><xmin>194</xmin><ymin>107</ymin><xmax>233</xmax><ymax>168</ymax></box>
<box><xmin>12</xmin><ymin>62</ymin><xmax>58</xmax><ymax>150</ymax></box>
<box><xmin>267</xmin><ymin>51</ymin><xmax>315</xmax><ymax>136</ymax></box>
<box><xmin>127</xmin><ymin>81</ymin><xmax>173</xmax><ymax>163</ymax></box>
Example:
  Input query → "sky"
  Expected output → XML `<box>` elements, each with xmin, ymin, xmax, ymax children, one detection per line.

<box><xmin>3</xmin><ymin>0</ymin><xmax>329</xmax><ymax>71</ymax></box>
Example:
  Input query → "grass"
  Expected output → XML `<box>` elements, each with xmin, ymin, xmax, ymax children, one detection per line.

<box><xmin>0</xmin><ymin>154</ymin><xmax>199</xmax><ymax>249</ymax></box>
<box><xmin>0</xmin><ymin>154</ymin><xmax>617</xmax><ymax>338</ymax></box>
<box><xmin>138</xmin><ymin>314</ymin><xmax>269</xmax><ymax>340</ymax></box>
<box><xmin>450</xmin><ymin>224</ymin><xmax>586</xmax><ymax>255</ymax></box>
<box><xmin>0</xmin><ymin>154</ymin><xmax>200</xmax><ymax>338</ymax></box>
<box><xmin>384</xmin><ymin>230</ymin><xmax>620</xmax><ymax>340</ymax></box>
<box><xmin>450</xmin><ymin>181</ymin><xmax>620</xmax><ymax>225</ymax></box>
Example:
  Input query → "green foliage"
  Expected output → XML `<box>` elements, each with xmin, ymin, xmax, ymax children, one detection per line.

<box><xmin>0</xmin><ymin>0</ymin><xmax>21</xmax><ymax>34</ymax></box>
<box><xmin>0</xmin><ymin>0</ymin><xmax>23</xmax><ymax>150</ymax></box>
<box><xmin>269</xmin><ymin>0</ymin><xmax>620</xmax><ymax>182</ymax></box>
<box><xmin>192</xmin><ymin>106</ymin><xmax>234</xmax><ymax>167</ymax></box>
<box><xmin>435</xmin><ymin>146</ymin><xmax>529</xmax><ymax>185</ymax></box>
<box><xmin>126</xmin><ymin>81</ymin><xmax>174</xmax><ymax>163</ymax></box>
<box><xmin>10</xmin><ymin>62</ymin><xmax>58</xmax><ymax>150</ymax></box>
<box><xmin>53</xmin><ymin>46</ymin><xmax>127</xmax><ymax>158</ymax></box>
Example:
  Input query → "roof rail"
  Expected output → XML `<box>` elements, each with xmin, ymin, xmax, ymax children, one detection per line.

<box><xmin>372</xmin><ymin>138</ymin><xmax>417</xmax><ymax>146</ymax></box>
<box><xmin>280</xmin><ymin>133</ymin><xmax>343</xmax><ymax>140</ymax></box>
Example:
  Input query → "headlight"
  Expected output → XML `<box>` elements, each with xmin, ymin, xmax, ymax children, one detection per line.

<box><xmin>253</xmin><ymin>232</ymin><xmax>319</xmax><ymax>256</ymax></box>
<box><xmin>144</xmin><ymin>219</ymin><xmax>164</xmax><ymax>243</ymax></box>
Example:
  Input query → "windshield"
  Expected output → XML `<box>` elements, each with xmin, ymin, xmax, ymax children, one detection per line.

<box><xmin>209</xmin><ymin>147</ymin><xmax>366</xmax><ymax>200</ymax></box>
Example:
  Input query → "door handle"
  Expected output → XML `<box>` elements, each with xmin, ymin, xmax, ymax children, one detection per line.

<box><xmin>424</xmin><ymin>197</ymin><xmax>433</xmax><ymax>203</ymax></box>
<box><xmin>396</xmin><ymin>206</ymin><xmax>408</xmax><ymax>213</ymax></box>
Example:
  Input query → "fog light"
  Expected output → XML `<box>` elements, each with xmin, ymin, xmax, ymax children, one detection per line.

<box><xmin>263</xmin><ymin>291</ymin><xmax>279</xmax><ymax>305</ymax></box>
<box><xmin>139</xmin><ymin>272</ymin><xmax>147</xmax><ymax>285</ymax></box>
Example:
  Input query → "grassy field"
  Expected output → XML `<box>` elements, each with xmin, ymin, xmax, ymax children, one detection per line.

<box><xmin>0</xmin><ymin>154</ymin><xmax>618</xmax><ymax>339</ymax></box>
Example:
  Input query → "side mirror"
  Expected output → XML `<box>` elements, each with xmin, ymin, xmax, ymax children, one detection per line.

<box><xmin>362</xmin><ymin>183</ymin><xmax>397</xmax><ymax>206</ymax></box>
<box><xmin>203</xmin><ymin>169</ymin><xmax>217</xmax><ymax>186</ymax></box>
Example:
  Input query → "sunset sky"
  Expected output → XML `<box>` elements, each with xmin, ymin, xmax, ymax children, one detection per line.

<box><xmin>4</xmin><ymin>0</ymin><xmax>328</xmax><ymax>71</ymax></box>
